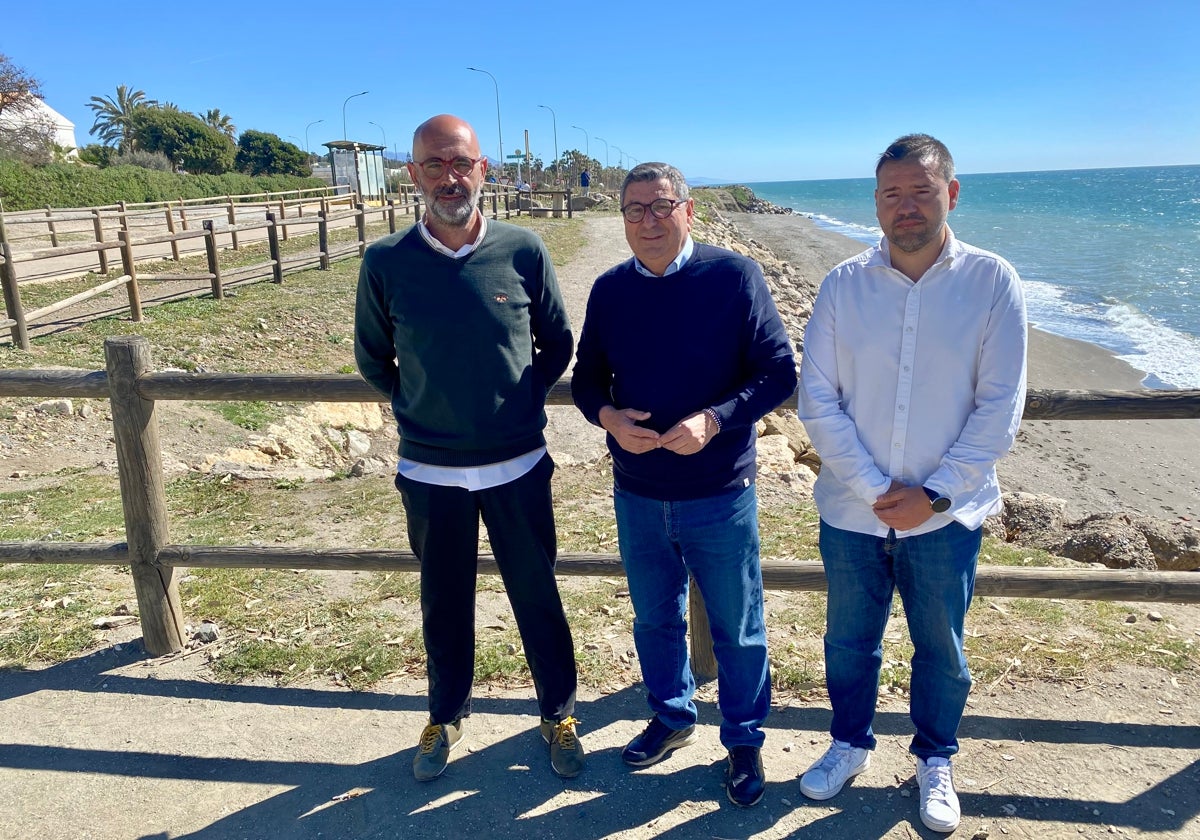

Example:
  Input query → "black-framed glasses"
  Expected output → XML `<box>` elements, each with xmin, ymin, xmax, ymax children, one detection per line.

<box><xmin>416</xmin><ymin>156</ymin><xmax>482</xmax><ymax>178</ymax></box>
<box><xmin>620</xmin><ymin>197</ymin><xmax>686</xmax><ymax>223</ymax></box>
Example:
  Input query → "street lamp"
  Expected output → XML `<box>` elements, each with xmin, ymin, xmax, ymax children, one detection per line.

<box><xmin>538</xmin><ymin>104</ymin><xmax>558</xmax><ymax>184</ymax></box>
<box><xmin>613</xmin><ymin>145</ymin><xmax>625</xmax><ymax>169</ymax></box>
<box><xmin>595</xmin><ymin>135</ymin><xmax>610</xmax><ymax>169</ymax></box>
<box><xmin>304</xmin><ymin>119</ymin><xmax>324</xmax><ymax>155</ymax></box>
<box><xmin>341</xmin><ymin>90</ymin><xmax>368</xmax><ymax>140</ymax></box>
<box><xmin>467</xmin><ymin>67</ymin><xmax>503</xmax><ymax>177</ymax></box>
<box><xmin>571</xmin><ymin>125</ymin><xmax>589</xmax><ymax>161</ymax></box>
<box><xmin>368</xmin><ymin>121</ymin><xmax>387</xmax><ymax>156</ymax></box>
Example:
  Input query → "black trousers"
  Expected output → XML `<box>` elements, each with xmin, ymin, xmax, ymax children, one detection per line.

<box><xmin>395</xmin><ymin>453</ymin><xmax>577</xmax><ymax>725</ymax></box>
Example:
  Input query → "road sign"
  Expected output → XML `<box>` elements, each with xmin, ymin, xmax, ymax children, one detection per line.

<box><xmin>506</xmin><ymin>153</ymin><xmax>526</xmax><ymax>160</ymax></box>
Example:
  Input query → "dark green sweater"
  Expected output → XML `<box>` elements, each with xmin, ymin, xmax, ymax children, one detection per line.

<box><xmin>354</xmin><ymin>221</ymin><xmax>573</xmax><ymax>467</ymax></box>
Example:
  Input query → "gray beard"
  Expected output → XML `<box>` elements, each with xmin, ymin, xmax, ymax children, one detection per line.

<box><xmin>426</xmin><ymin>183</ymin><xmax>481</xmax><ymax>227</ymax></box>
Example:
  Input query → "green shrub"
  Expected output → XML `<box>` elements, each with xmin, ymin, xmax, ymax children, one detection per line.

<box><xmin>0</xmin><ymin>158</ymin><xmax>326</xmax><ymax>211</ymax></box>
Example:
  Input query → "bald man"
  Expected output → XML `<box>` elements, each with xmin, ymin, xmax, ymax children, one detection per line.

<box><xmin>354</xmin><ymin>115</ymin><xmax>582</xmax><ymax>782</ymax></box>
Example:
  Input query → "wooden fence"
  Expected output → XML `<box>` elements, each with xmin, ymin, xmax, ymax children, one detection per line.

<box><xmin>2</xmin><ymin>336</ymin><xmax>1199</xmax><ymax>674</ymax></box>
<box><xmin>1</xmin><ymin>184</ymin><xmax>531</xmax><ymax>350</ymax></box>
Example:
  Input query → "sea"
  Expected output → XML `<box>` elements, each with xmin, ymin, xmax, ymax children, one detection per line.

<box><xmin>748</xmin><ymin>165</ymin><xmax>1200</xmax><ymax>390</ymax></box>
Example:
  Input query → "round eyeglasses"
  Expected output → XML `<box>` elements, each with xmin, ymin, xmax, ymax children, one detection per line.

<box><xmin>416</xmin><ymin>156</ymin><xmax>482</xmax><ymax>178</ymax></box>
<box><xmin>620</xmin><ymin>198</ymin><xmax>687</xmax><ymax>223</ymax></box>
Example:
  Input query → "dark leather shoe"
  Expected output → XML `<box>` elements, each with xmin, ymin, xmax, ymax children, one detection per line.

<box><xmin>726</xmin><ymin>745</ymin><xmax>765</xmax><ymax>807</ymax></box>
<box><xmin>622</xmin><ymin>716</ymin><xmax>696</xmax><ymax>767</ymax></box>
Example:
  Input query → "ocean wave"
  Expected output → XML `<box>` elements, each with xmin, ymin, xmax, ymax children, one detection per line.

<box><xmin>1024</xmin><ymin>281</ymin><xmax>1200</xmax><ymax>388</ymax></box>
<box><xmin>801</xmin><ymin>213</ymin><xmax>879</xmax><ymax>246</ymax></box>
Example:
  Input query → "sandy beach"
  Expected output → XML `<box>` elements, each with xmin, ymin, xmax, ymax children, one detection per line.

<box><xmin>729</xmin><ymin>211</ymin><xmax>1200</xmax><ymax>524</ymax></box>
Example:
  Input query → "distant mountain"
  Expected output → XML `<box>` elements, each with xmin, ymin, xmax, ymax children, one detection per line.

<box><xmin>686</xmin><ymin>176</ymin><xmax>734</xmax><ymax>186</ymax></box>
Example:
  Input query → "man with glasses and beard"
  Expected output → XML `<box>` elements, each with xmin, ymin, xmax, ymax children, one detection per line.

<box><xmin>354</xmin><ymin>114</ymin><xmax>582</xmax><ymax>783</ymax></box>
<box><xmin>571</xmin><ymin>162</ymin><xmax>796</xmax><ymax>807</ymax></box>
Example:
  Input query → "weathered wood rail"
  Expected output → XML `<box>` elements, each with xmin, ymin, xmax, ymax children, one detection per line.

<box><xmin>1</xmin><ymin>185</ymin><xmax>523</xmax><ymax>349</ymax></box>
<box><xmin>2</xmin><ymin>336</ymin><xmax>1199</xmax><ymax>670</ymax></box>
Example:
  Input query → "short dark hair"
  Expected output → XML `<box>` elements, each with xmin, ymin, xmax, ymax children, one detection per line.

<box><xmin>621</xmin><ymin>162</ymin><xmax>689</xmax><ymax>205</ymax></box>
<box><xmin>876</xmin><ymin>134</ymin><xmax>955</xmax><ymax>183</ymax></box>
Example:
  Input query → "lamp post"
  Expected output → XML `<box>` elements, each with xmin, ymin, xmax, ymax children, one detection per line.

<box><xmin>538</xmin><ymin>104</ymin><xmax>558</xmax><ymax>184</ymax></box>
<box><xmin>368</xmin><ymin>121</ymin><xmax>387</xmax><ymax>156</ymax></box>
<box><xmin>595</xmin><ymin>135</ymin><xmax>610</xmax><ymax>169</ymax></box>
<box><xmin>613</xmin><ymin>145</ymin><xmax>625</xmax><ymax>170</ymax></box>
<box><xmin>304</xmin><ymin>119</ymin><xmax>324</xmax><ymax>155</ymax></box>
<box><xmin>571</xmin><ymin>125</ymin><xmax>589</xmax><ymax>162</ymax></box>
<box><xmin>341</xmin><ymin>90</ymin><xmax>368</xmax><ymax>140</ymax></box>
<box><xmin>467</xmin><ymin>67</ymin><xmax>503</xmax><ymax>178</ymax></box>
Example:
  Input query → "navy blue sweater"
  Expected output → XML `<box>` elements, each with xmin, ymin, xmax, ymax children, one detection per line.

<box><xmin>572</xmin><ymin>243</ymin><xmax>797</xmax><ymax>500</ymax></box>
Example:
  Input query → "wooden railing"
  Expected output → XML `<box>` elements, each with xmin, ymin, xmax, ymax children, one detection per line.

<box><xmin>2</xmin><ymin>336</ymin><xmax>1199</xmax><ymax>671</ymax></box>
<box><xmin>1</xmin><ymin>185</ymin><xmax>528</xmax><ymax>350</ymax></box>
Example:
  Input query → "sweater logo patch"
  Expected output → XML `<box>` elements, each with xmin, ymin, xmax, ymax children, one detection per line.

<box><xmin>494</xmin><ymin>294</ymin><xmax>509</xmax><ymax>303</ymax></box>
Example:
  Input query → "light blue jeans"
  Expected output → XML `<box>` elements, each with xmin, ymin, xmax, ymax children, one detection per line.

<box><xmin>614</xmin><ymin>482</ymin><xmax>770</xmax><ymax>748</ymax></box>
<box><xmin>819</xmin><ymin>519</ymin><xmax>982</xmax><ymax>759</ymax></box>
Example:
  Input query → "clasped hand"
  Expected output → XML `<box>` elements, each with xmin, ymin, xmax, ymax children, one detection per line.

<box><xmin>872</xmin><ymin>479</ymin><xmax>936</xmax><ymax>531</ymax></box>
<box><xmin>599</xmin><ymin>406</ymin><xmax>715</xmax><ymax>456</ymax></box>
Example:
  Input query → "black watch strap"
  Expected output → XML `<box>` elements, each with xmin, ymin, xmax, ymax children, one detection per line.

<box><xmin>922</xmin><ymin>486</ymin><xmax>952</xmax><ymax>513</ymax></box>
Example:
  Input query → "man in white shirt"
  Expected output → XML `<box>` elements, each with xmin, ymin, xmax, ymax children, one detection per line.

<box><xmin>796</xmin><ymin>134</ymin><xmax>1027</xmax><ymax>834</ymax></box>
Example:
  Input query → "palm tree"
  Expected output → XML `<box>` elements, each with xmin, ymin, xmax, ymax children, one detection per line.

<box><xmin>87</xmin><ymin>84</ymin><xmax>154</xmax><ymax>153</ymax></box>
<box><xmin>200</xmin><ymin>108</ymin><xmax>236</xmax><ymax>140</ymax></box>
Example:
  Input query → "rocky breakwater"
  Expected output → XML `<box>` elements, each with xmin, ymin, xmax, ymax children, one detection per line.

<box><xmin>692</xmin><ymin>188</ymin><xmax>1200</xmax><ymax>572</ymax></box>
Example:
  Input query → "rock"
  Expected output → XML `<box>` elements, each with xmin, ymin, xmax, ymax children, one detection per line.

<box><xmin>757</xmin><ymin>434</ymin><xmax>797</xmax><ymax>474</ymax></box>
<box><xmin>346</xmin><ymin>429</ymin><xmax>372</xmax><ymax>458</ymax></box>
<box><xmin>304</xmin><ymin>402</ymin><xmax>384</xmax><ymax>432</ymax></box>
<box><xmin>92</xmin><ymin>615</ymin><xmax>139</xmax><ymax>629</ymax></box>
<box><xmin>194</xmin><ymin>622</ymin><xmax>220</xmax><ymax>643</ymax></box>
<box><xmin>761</xmin><ymin>413</ymin><xmax>814</xmax><ymax>460</ymax></box>
<box><xmin>35</xmin><ymin>399</ymin><xmax>73</xmax><ymax>416</ymax></box>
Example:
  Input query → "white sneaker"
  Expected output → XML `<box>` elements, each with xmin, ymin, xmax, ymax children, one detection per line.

<box><xmin>799</xmin><ymin>739</ymin><xmax>871</xmax><ymax>800</ymax></box>
<box><xmin>917</xmin><ymin>756</ymin><xmax>961</xmax><ymax>833</ymax></box>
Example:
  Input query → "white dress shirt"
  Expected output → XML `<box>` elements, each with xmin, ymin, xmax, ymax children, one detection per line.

<box><xmin>798</xmin><ymin>228</ymin><xmax>1027</xmax><ymax>536</ymax></box>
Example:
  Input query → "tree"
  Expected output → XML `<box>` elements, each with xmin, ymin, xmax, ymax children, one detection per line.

<box><xmin>129</xmin><ymin>107</ymin><xmax>235</xmax><ymax>174</ymax></box>
<box><xmin>234</xmin><ymin>130</ymin><xmax>308</xmax><ymax>177</ymax></box>
<box><xmin>0</xmin><ymin>53</ymin><xmax>57</xmax><ymax>165</ymax></box>
<box><xmin>200</xmin><ymin>108</ymin><xmax>236</xmax><ymax>140</ymax></box>
<box><xmin>87</xmin><ymin>84</ymin><xmax>154</xmax><ymax>153</ymax></box>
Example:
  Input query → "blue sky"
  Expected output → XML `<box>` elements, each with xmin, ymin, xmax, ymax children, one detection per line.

<box><xmin>6</xmin><ymin>0</ymin><xmax>1198</xmax><ymax>182</ymax></box>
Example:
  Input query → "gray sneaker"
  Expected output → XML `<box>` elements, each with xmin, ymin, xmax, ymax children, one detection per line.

<box><xmin>540</xmin><ymin>716</ymin><xmax>585</xmax><ymax>778</ymax></box>
<box><xmin>412</xmin><ymin>719</ymin><xmax>464</xmax><ymax>781</ymax></box>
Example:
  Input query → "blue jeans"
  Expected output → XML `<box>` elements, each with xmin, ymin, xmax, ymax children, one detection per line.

<box><xmin>614</xmin><ymin>482</ymin><xmax>770</xmax><ymax>749</ymax></box>
<box><xmin>819</xmin><ymin>519</ymin><xmax>982</xmax><ymax>760</ymax></box>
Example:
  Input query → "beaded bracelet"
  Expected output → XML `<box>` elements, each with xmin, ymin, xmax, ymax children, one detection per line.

<box><xmin>703</xmin><ymin>408</ymin><xmax>722</xmax><ymax>434</ymax></box>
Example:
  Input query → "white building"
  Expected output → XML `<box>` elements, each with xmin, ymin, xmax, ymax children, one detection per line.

<box><xmin>0</xmin><ymin>96</ymin><xmax>78</xmax><ymax>157</ymax></box>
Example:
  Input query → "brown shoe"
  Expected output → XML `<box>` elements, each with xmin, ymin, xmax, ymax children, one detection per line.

<box><xmin>412</xmin><ymin>719</ymin><xmax>464</xmax><ymax>781</ymax></box>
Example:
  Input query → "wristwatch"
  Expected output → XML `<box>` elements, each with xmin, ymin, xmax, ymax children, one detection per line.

<box><xmin>922</xmin><ymin>486</ymin><xmax>952</xmax><ymax>513</ymax></box>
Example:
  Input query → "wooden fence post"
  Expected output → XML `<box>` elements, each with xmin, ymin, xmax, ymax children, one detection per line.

<box><xmin>164</xmin><ymin>208</ymin><xmax>180</xmax><ymax>261</ymax></box>
<box><xmin>277</xmin><ymin>199</ymin><xmax>288</xmax><ymax>241</ymax></box>
<box><xmin>355</xmin><ymin>203</ymin><xmax>367</xmax><ymax>258</ymax></box>
<box><xmin>104</xmin><ymin>336</ymin><xmax>185</xmax><ymax>656</ymax></box>
<box><xmin>318</xmin><ymin>210</ymin><xmax>330</xmax><ymax>270</ymax></box>
<box><xmin>0</xmin><ymin>200</ymin><xmax>28</xmax><ymax>349</ymax></box>
<box><xmin>226</xmin><ymin>196</ymin><xmax>239</xmax><ymax>250</ymax></box>
<box><xmin>0</xmin><ymin>241</ymin><xmax>29</xmax><ymax>350</ymax></box>
<box><xmin>92</xmin><ymin>209</ymin><xmax>109</xmax><ymax>275</ymax></box>
<box><xmin>566</xmin><ymin>188</ymin><xmax>573</xmax><ymax>220</ymax></box>
<box><xmin>387</xmin><ymin>199</ymin><xmax>396</xmax><ymax>234</ymax></box>
<box><xmin>202</xmin><ymin>220</ymin><xmax>223</xmax><ymax>299</ymax></box>
<box><xmin>413</xmin><ymin>194</ymin><xmax>422</xmax><ymax>225</ymax></box>
<box><xmin>45</xmin><ymin>206</ymin><xmax>59</xmax><ymax>247</ymax></box>
<box><xmin>117</xmin><ymin>229</ymin><xmax>144</xmax><ymax>321</ymax></box>
<box><xmin>177</xmin><ymin>198</ymin><xmax>188</xmax><ymax>231</ymax></box>
<box><xmin>266</xmin><ymin>211</ymin><xmax>283</xmax><ymax>283</ymax></box>
<box><xmin>687</xmin><ymin>583</ymin><xmax>717</xmax><ymax>680</ymax></box>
